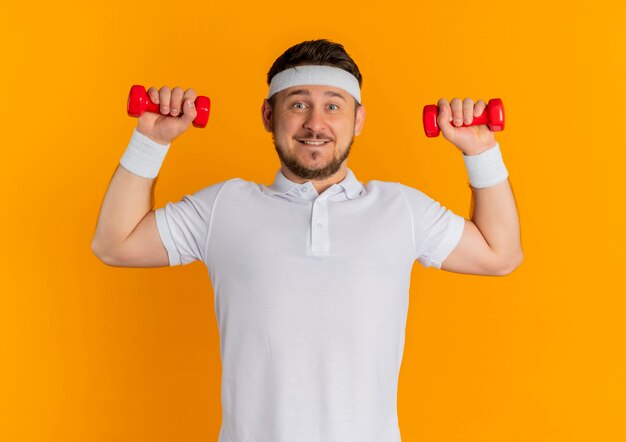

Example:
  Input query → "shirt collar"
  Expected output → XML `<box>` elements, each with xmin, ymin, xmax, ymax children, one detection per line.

<box><xmin>263</xmin><ymin>167</ymin><xmax>364</xmax><ymax>200</ymax></box>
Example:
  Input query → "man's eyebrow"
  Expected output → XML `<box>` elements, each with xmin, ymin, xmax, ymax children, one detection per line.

<box><xmin>284</xmin><ymin>89</ymin><xmax>347</xmax><ymax>102</ymax></box>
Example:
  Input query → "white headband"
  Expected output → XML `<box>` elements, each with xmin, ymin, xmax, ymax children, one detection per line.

<box><xmin>267</xmin><ymin>65</ymin><xmax>361</xmax><ymax>104</ymax></box>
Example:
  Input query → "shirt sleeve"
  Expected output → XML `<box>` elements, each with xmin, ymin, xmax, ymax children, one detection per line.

<box><xmin>154</xmin><ymin>181</ymin><xmax>227</xmax><ymax>266</ymax></box>
<box><xmin>398</xmin><ymin>183</ymin><xmax>466</xmax><ymax>269</ymax></box>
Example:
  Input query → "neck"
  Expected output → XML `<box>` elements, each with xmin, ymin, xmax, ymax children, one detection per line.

<box><xmin>280</xmin><ymin>164</ymin><xmax>348</xmax><ymax>194</ymax></box>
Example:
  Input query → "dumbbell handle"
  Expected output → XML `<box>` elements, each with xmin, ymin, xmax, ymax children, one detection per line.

<box><xmin>423</xmin><ymin>98</ymin><xmax>505</xmax><ymax>137</ymax></box>
<box><xmin>127</xmin><ymin>84</ymin><xmax>211</xmax><ymax>128</ymax></box>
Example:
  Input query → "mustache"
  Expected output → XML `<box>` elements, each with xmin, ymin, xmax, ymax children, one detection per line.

<box><xmin>294</xmin><ymin>131</ymin><xmax>333</xmax><ymax>140</ymax></box>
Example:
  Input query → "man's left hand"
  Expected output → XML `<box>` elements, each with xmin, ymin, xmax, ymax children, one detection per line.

<box><xmin>437</xmin><ymin>97</ymin><xmax>497</xmax><ymax>156</ymax></box>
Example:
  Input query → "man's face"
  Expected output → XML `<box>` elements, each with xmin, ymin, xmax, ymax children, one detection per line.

<box><xmin>261</xmin><ymin>84</ymin><xmax>366</xmax><ymax>181</ymax></box>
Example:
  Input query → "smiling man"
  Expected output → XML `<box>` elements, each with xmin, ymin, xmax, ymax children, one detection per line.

<box><xmin>263</xmin><ymin>74</ymin><xmax>365</xmax><ymax>187</ymax></box>
<box><xmin>92</xmin><ymin>39</ymin><xmax>523</xmax><ymax>442</ymax></box>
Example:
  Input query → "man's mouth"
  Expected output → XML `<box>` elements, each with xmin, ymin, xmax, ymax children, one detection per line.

<box><xmin>297</xmin><ymin>139</ymin><xmax>331</xmax><ymax>146</ymax></box>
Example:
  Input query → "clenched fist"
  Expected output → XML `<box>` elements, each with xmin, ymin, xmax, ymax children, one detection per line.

<box><xmin>437</xmin><ymin>97</ymin><xmax>498</xmax><ymax>156</ymax></box>
<box><xmin>137</xmin><ymin>86</ymin><xmax>198</xmax><ymax>145</ymax></box>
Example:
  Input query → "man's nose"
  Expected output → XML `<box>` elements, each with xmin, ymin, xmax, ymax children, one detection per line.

<box><xmin>303</xmin><ymin>107</ymin><xmax>327</xmax><ymax>133</ymax></box>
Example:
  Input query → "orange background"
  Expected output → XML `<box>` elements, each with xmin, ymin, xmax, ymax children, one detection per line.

<box><xmin>1</xmin><ymin>0</ymin><xmax>625</xmax><ymax>441</ymax></box>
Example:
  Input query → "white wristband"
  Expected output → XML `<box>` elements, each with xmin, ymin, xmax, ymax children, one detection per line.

<box><xmin>119</xmin><ymin>128</ymin><xmax>171</xmax><ymax>179</ymax></box>
<box><xmin>462</xmin><ymin>142</ymin><xmax>509</xmax><ymax>188</ymax></box>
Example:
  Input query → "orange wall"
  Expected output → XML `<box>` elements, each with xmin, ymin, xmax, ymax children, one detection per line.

<box><xmin>1</xmin><ymin>0</ymin><xmax>625</xmax><ymax>441</ymax></box>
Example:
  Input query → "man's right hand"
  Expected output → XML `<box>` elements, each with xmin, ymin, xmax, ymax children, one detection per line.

<box><xmin>137</xmin><ymin>86</ymin><xmax>198</xmax><ymax>145</ymax></box>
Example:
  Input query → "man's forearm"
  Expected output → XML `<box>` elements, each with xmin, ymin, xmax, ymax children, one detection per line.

<box><xmin>91</xmin><ymin>164</ymin><xmax>155</xmax><ymax>255</ymax></box>
<box><xmin>469</xmin><ymin>177</ymin><xmax>523</xmax><ymax>267</ymax></box>
<box><xmin>92</xmin><ymin>127</ymin><xmax>171</xmax><ymax>259</ymax></box>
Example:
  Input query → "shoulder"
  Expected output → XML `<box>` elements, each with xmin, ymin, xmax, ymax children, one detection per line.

<box><xmin>362</xmin><ymin>179</ymin><xmax>404</xmax><ymax>195</ymax></box>
<box><xmin>188</xmin><ymin>177</ymin><xmax>251</xmax><ymax>199</ymax></box>
<box><xmin>177</xmin><ymin>178</ymin><xmax>246</xmax><ymax>216</ymax></box>
<box><xmin>394</xmin><ymin>182</ymin><xmax>432</xmax><ymax>201</ymax></box>
<box><xmin>364</xmin><ymin>180</ymin><xmax>431</xmax><ymax>202</ymax></box>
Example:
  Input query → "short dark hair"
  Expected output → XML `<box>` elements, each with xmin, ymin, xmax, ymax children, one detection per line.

<box><xmin>266</xmin><ymin>39</ymin><xmax>362</xmax><ymax>111</ymax></box>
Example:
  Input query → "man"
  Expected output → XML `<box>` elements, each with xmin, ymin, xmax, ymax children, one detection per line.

<box><xmin>92</xmin><ymin>39</ymin><xmax>522</xmax><ymax>442</ymax></box>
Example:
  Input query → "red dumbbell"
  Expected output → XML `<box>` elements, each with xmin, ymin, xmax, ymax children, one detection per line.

<box><xmin>127</xmin><ymin>84</ymin><xmax>211</xmax><ymax>128</ymax></box>
<box><xmin>422</xmin><ymin>98</ymin><xmax>504</xmax><ymax>137</ymax></box>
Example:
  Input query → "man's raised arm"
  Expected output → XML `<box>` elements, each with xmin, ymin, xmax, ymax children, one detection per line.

<box><xmin>435</xmin><ymin>97</ymin><xmax>523</xmax><ymax>276</ymax></box>
<box><xmin>91</xmin><ymin>86</ymin><xmax>198</xmax><ymax>267</ymax></box>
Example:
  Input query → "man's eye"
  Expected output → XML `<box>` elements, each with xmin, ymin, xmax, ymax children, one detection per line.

<box><xmin>292</xmin><ymin>103</ymin><xmax>306</xmax><ymax>109</ymax></box>
<box><xmin>328</xmin><ymin>104</ymin><xmax>339</xmax><ymax>110</ymax></box>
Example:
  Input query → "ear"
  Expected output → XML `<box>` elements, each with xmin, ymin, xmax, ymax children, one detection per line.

<box><xmin>353</xmin><ymin>104</ymin><xmax>366</xmax><ymax>136</ymax></box>
<box><xmin>261</xmin><ymin>99</ymin><xmax>273</xmax><ymax>132</ymax></box>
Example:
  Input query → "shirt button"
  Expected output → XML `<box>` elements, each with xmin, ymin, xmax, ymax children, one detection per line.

<box><xmin>316</xmin><ymin>222</ymin><xmax>323</xmax><ymax>228</ymax></box>
<box><xmin>301</xmin><ymin>186</ymin><xmax>308</xmax><ymax>192</ymax></box>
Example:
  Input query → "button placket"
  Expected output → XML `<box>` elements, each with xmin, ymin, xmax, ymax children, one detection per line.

<box><xmin>310</xmin><ymin>197</ymin><xmax>330</xmax><ymax>255</ymax></box>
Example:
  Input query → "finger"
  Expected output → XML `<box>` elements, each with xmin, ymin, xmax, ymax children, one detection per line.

<box><xmin>180</xmin><ymin>89</ymin><xmax>198</xmax><ymax>126</ymax></box>
<box><xmin>463</xmin><ymin>98</ymin><xmax>474</xmax><ymax>125</ymax></box>
<box><xmin>450</xmin><ymin>97</ymin><xmax>463</xmax><ymax>126</ymax></box>
<box><xmin>437</xmin><ymin>97</ymin><xmax>450</xmax><ymax>115</ymax></box>
<box><xmin>183</xmin><ymin>88</ymin><xmax>197</xmax><ymax>112</ymax></box>
<box><xmin>182</xmin><ymin>88</ymin><xmax>197</xmax><ymax>120</ymax></box>
<box><xmin>179</xmin><ymin>97</ymin><xmax>198</xmax><ymax>127</ymax></box>
<box><xmin>170</xmin><ymin>87</ymin><xmax>184</xmax><ymax>116</ymax></box>
<box><xmin>437</xmin><ymin>97</ymin><xmax>451</xmax><ymax>127</ymax></box>
<box><xmin>159</xmin><ymin>86</ymin><xmax>171</xmax><ymax>115</ymax></box>
<box><xmin>147</xmin><ymin>86</ymin><xmax>159</xmax><ymax>104</ymax></box>
<box><xmin>182</xmin><ymin>88</ymin><xmax>197</xmax><ymax>109</ymax></box>
<box><xmin>474</xmin><ymin>99</ymin><xmax>487</xmax><ymax>117</ymax></box>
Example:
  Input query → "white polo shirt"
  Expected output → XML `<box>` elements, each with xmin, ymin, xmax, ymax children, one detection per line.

<box><xmin>154</xmin><ymin>167</ymin><xmax>465</xmax><ymax>442</ymax></box>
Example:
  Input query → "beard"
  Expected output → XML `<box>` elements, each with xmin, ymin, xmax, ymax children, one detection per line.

<box><xmin>272</xmin><ymin>135</ymin><xmax>353</xmax><ymax>181</ymax></box>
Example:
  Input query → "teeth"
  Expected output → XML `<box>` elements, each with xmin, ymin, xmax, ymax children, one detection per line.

<box><xmin>300</xmin><ymin>140</ymin><xmax>328</xmax><ymax>145</ymax></box>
